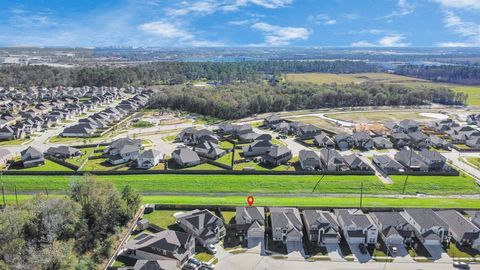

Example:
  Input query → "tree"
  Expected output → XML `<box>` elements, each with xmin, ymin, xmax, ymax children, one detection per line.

<box><xmin>121</xmin><ymin>185</ymin><xmax>142</xmax><ymax>217</ymax></box>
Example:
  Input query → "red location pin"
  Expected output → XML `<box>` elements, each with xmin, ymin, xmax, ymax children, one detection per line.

<box><xmin>247</xmin><ymin>195</ymin><xmax>254</xmax><ymax>207</ymax></box>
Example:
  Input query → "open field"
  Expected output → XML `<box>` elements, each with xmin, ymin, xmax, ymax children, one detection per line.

<box><xmin>2</xmin><ymin>174</ymin><xmax>479</xmax><ymax>196</ymax></box>
<box><xmin>3</xmin><ymin>194</ymin><xmax>480</xmax><ymax>209</ymax></box>
<box><xmin>285</xmin><ymin>72</ymin><xmax>480</xmax><ymax>106</ymax></box>
<box><xmin>325</xmin><ymin>111</ymin><xmax>432</xmax><ymax>123</ymax></box>
<box><xmin>285</xmin><ymin>116</ymin><xmax>348</xmax><ymax>134</ymax></box>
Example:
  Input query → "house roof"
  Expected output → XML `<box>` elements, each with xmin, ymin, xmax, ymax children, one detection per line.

<box><xmin>334</xmin><ymin>209</ymin><xmax>375</xmax><ymax>230</ymax></box>
<box><xmin>175</xmin><ymin>209</ymin><xmax>223</xmax><ymax>242</ymax></box>
<box><xmin>404</xmin><ymin>209</ymin><xmax>449</xmax><ymax>230</ymax></box>
<box><xmin>343</xmin><ymin>154</ymin><xmax>369</xmax><ymax>169</ymax></box>
<box><xmin>299</xmin><ymin>150</ymin><xmax>320</xmax><ymax>162</ymax></box>
<box><xmin>436</xmin><ymin>210</ymin><xmax>479</xmax><ymax>240</ymax></box>
<box><xmin>303</xmin><ymin>210</ymin><xmax>339</xmax><ymax>231</ymax></box>
<box><xmin>138</xmin><ymin>149</ymin><xmax>162</xmax><ymax>159</ymax></box>
<box><xmin>270</xmin><ymin>208</ymin><xmax>303</xmax><ymax>237</ymax></box>
<box><xmin>266</xmin><ymin>146</ymin><xmax>291</xmax><ymax>158</ymax></box>
<box><xmin>46</xmin><ymin>146</ymin><xmax>81</xmax><ymax>156</ymax></box>
<box><xmin>172</xmin><ymin>147</ymin><xmax>200</xmax><ymax>164</ymax></box>
<box><xmin>235</xmin><ymin>207</ymin><xmax>265</xmax><ymax>225</ymax></box>
<box><xmin>373</xmin><ymin>155</ymin><xmax>404</xmax><ymax>169</ymax></box>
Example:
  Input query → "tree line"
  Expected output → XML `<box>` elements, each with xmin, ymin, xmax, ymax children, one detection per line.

<box><xmin>150</xmin><ymin>81</ymin><xmax>467</xmax><ymax>119</ymax></box>
<box><xmin>0</xmin><ymin>175</ymin><xmax>141</xmax><ymax>270</ymax></box>
<box><xmin>0</xmin><ymin>61</ymin><xmax>380</xmax><ymax>87</ymax></box>
<box><xmin>395</xmin><ymin>64</ymin><xmax>480</xmax><ymax>85</ymax></box>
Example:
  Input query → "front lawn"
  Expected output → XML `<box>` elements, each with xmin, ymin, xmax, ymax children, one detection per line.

<box><xmin>216</xmin><ymin>152</ymin><xmax>233</xmax><ymax>166</ymax></box>
<box><xmin>219</xmin><ymin>140</ymin><xmax>234</xmax><ymax>149</ymax></box>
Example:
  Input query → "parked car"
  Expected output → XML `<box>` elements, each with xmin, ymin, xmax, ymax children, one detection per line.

<box><xmin>453</xmin><ymin>261</ymin><xmax>470</xmax><ymax>269</ymax></box>
<box><xmin>359</xmin><ymin>243</ymin><xmax>368</xmax><ymax>254</ymax></box>
<box><xmin>188</xmin><ymin>258</ymin><xmax>202</xmax><ymax>267</ymax></box>
<box><xmin>201</xmin><ymin>262</ymin><xmax>215</xmax><ymax>269</ymax></box>
<box><xmin>206</xmin><ymin>244</ymin><xmax>217</xmax><ymax>254</ymax></box>
<box><xmin>391</xmin><ymin>246</ymin><xmax>398</xmax><ymax>254</ymax></box>
<box><xmin>182</xmin><ymin>262</ymin><xmax>198</xmax><ymax>270</ymax></box>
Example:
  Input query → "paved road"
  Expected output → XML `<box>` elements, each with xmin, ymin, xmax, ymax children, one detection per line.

<box><xmin>443</xmin><ymin>150</ymin><xmax>480</xmax><ymax>180</ymax></box>
<box><xmin>215</xmin><ymin>251</ymin><xmax>478</xmax><ymax>270</ymax></box>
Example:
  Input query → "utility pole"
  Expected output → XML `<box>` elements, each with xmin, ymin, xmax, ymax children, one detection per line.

<box><xmin>402</xmin><ymin>175</ymin><xmax>409</xmax><ymax>194</ymax></box>
<box><xmin>359</xmin><ymin>181</ymin><xmax>364</xmax><ymax>209</ymax></box>
<box><xmin>45</xmin><ymin>187</ymin><xmax>49</xmax><ymax>197</ymax></box>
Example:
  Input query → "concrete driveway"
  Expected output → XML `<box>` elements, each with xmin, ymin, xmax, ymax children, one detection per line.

<box><xmin>390</xmin><ymin>245</ymin><xmax>414</xmax><ymax>263</ymax></box>
<box><xmin>424</xmin><ymin>244</ymin><xmax>452</xmax><ymax>262</ymax></box>
<box><xmin>325</xmin><ymin>243</ymin><xmax>346</xmax><ymax>262</ymax></box>
<box><xmin>349</xmin><ymin>243</ymin><xmax>372</xmax><ymax>263</ymax></box>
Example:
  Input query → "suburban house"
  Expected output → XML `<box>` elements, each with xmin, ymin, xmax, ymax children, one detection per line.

<box><xmin>298</xmin><ymin>150</ymin><xmax>321</xmax><ymax>170</ymax></box>
<box><xmin>177</xmin><ymin>127</ymin><xmax>197</xmax><ymax>143</ymax></box>
<box><xmin>192</xmin><ymin>129</ymin><xmax>219</xmax><ymax>145</ymax></box>
<box><xmin>272</xmin><ymin>122</ymin><xmax>290</xmax><ymax>134</ymax></box>
<box><xmin>124</xmin><ymin>260</ymin><xmax>178</xmax><ymax>270</ymax></box>
<box><xmin>302</xmin><ymin>210</ymin><xmax>340</xmax><ymax>246</ymax></box>
<box><xmin>436</xmin><ymin>210</ymin><xmax>480</xmax><ymax>248</ymax></box>
<box><xmin>235</xmin><ymin>207</ymin><xmax>266</xmax><ymax>248</ymax></box>
<box><xmin>314</xmin><ymin>133</ymin><xmax>335</xmax><ymax>148</ymax></box>
<box><xmin>398</xmin><ymin>119</ymin><xmax>420</xmax><ymax>133</ymax></box>
<box><xmin>262</xmin><ymin>146</ymin><xmax>292</xmax><ymax>166</ymax></box>
<box><xmin>270</xmin><ymin>207</ymin><xmax>304</xmax><ymax>253</ymax></box>
<box><xmin>239</xmin><ymin>132</ymin><xmax>271</xmax><ymax>143</ymax></box>
<box><xmin>0</xmin><ymin>125</ymin><xmax>16</xmax><ymax>140</ymax></box>
<box><xmin>372</xmin><ymin>155</ymin><xmax>404</xmax><ymax>173</ymax></box>
<box><xmin>105</xmin><ymin>138</ymin><xmax>142</xmax><ymax>165</ymax></box>
<box><xmin>417</xmin><ymin>149</ymin><xmax>448</xmax><ymax>171</ymax></box>
<box><xmin>175</xmin><ymin>209</ymin><xmax>226</xmax><ymax>247</ymax></box>
<box><xmin>320</xmin><ymin>148</ymin><xmax>346</xmax><ymax>171</ymax></box>
<box><xmin>137</xmin><ymin>149</ymin><xmax>162</xmax><ymax>169</ymax></box>
<box><xmin>61</xmin><ymin>124</ymin><xmax>95</xmax><ymax>137</ymax></box>
<box><xmin>334</xmin><ymin>134</ymin><xmax>353</xmax><ymax>151</ymax></box>
<box><xmin>193</xmin><ymin>140</ymin><xmax>226</xmax><ymax>160</ymax></box>
<box><xmin>242</xmin><ymin>140</ymin><xmax>274</xmax><ymax>157</ymax></box>
<box><xmin>466</xmin><ymin>137</ymin><xmax>480</xmax><ymax>149</ymax></box>
<box><xmin>45</xmin><ymin>146</ymin><xmax>82</xmax><ymax>159</ymax></box>
<box><xmin>218</xmin><ymin>123</ymin><xmax>234</xmax><ymax>134</ymax></box>
<box><xmin>370</xmin><ymin>212</ymin><xmax>415</xmax><ymax>246</ymax></box>
<box><xmin>334</xmin><ymin>209</ymin><xmax>378</xmax><ymax>245</ymax></box>
<box><xmin>428</xmin><ymin>136</ymin><xmax>452</xmax><ymax>150</ymax></box>
<box><xmin>408</xmin><ymin>131</ymin><xmax>429</xmax><ymax>149</ymax></box>
<box><xmin>296</xmin><ymin>124</ymin><xmax>322</xmax><ymax>139</ymax></box>
<box><xmin>123</xmin><ymin>230</ymin><xmax>195</xmax><ymax>268</ymax></box>
<box><xmin>264</xmin><ymin>114</ymin><xmax>283</xmax><ymax>128</ymax></box>
<box><xmin>172</xmin><ymin>147</ymin><xmax>201</xmax><ymax>168</ymax></box>
<box><xmin>352</xmin><ymin>132</ymin><xmax>374</xmax><ymax>150</ymax></box>
<box><xmin>20</xmin><ymin>146</ymin><xmax>45</xmax><ymax>168</ymax></box>
<box><xmin>232</xmin><ymin>124</ymin><xmax>253</xmax><ymax>137</ymax></box>
<box><xmin>394</xmin><ymin>149</ymin><xmax>428</xmax><ymax>172</ymax></box>
<box><xmin>401</xmin><ymin>208</ymin><xmax>450</xmax><ymax>245</ymax></box>
<box><xmin>288</xmin><ymin>122</ymin><xmax>306</xmax><ymax>134</ymax></box>
<box><xmin>390</xmin><ymin>132</ymin><xmax>411</xmax><ymax>149</ymax></box>
<box><xmin>343</xmin><ymin>154</ymin><xmax>371</xmax><ymax>171</ymax></box>
<box><xmin>372</xmin><ymin>136</ymin><xmax>393</xmax><ymax>149</ymax></box>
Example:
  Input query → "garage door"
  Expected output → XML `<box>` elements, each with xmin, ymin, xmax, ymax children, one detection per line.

<box><xmin>348</xmin><ymin>237</ymin><xmax>365</xmax><ymax>244</ymax></box>
<box><xmin>424</xmin><ymin>239</ymin><xmax>440</xmax><ymax>246</ymax></box>
<box><xmin>247</xmin><ymin>237</ymin><xmax>264</xmax><ymax>249</ymax></box>
<box><xmin>286</xmin><ymin>241</ymin><xmax>303</xmax><ymax>253</ymax></box>
<box><xmin>386</xmin><ymin>238</ymin><xmax>403</xmax><ymax>246</ymax></box>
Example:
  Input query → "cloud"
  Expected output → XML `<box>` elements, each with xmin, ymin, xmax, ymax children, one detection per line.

<box><xmin>351</xmin><ymin>34</ymin><xmax>410</xmax><ymax>47</ymax></box>
<box><xmin>165</xmin><ymin>0</ymin><xmax>293</xmax><ymax>17</ymax></box>
<box><xmin>384</xmin><ymin>0</ymin><xmax>415</xmax><ymax>18</ymax></box>
<box><xmin>438</xmin><ymin>10</ymin><xmax>480</xmax><ymax>46</ymax></box>
<box><xmin>432</xmin><ymin>0</ymin><xmax>480</xmax><ymax>10</ymax></box>
<box><xmin>228</xmin><ymin>19</ymin><xmax>258</xmax><ymax>26</ymax></box>
<box><xmin>251</xmin><ymin>22</ymin><xmax>310</xmax><ymax>45</ymax></box>
<box><xmin>308</xmin><ymin>14</ymin><xmax>337</xmax><ymax>25</ymax></box>
<box><xmin>139</xmin><ymin>21</ymin><xmax>194</xmax><ymax>40</ymax></box>
<box><xmin>348</xmin><ymin>29</ymin><xmax>387</xmax><ymax>35</ymax></box>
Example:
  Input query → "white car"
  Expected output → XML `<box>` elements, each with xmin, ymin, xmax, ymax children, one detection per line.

<box><xmin>391</xmin><ymin>246</ymin><xmax>398</xmax><ymax>254</ymax></box>
<box><xmin>206</xmin><ymin>244</ymin><xmax>217</xmax><ymax>254</ymax></box>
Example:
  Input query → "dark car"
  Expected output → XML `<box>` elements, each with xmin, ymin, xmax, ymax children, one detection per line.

<box><xmin>359</xmin><ymin>243</ymin><xmax>368</xmax><ymax>254</ymax></box>
<box><xmin>453</xmin><ymin>261</ymin><xmax>470</xmax><ymax>269</ymax></box>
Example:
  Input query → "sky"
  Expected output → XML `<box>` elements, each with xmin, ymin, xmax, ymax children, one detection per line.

<box><xmin>0</xmin><ymin>0</ymin><xmax>479</xmax><ymax>47</ymax></box>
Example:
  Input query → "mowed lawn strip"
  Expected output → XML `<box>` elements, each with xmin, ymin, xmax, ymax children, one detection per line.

<box><xmin>2</xmin><ymin>174</ymin><xmax>383</xmax><ymax>194</ymax></box>
<box><xmin>2</xmin><ymin>174</ymin><xmax>479</xmax><ymax>196</ymax></box>
<box><xmin>4</xmin><ymin>194</ymin><xmax>480</xmax><ymax>209</ymax></box>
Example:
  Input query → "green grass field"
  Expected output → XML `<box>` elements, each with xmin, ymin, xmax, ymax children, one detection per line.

<box><xmin>3</xmin><ymin>194</ymin><xmax>480</xmax><ymax>209</ymax></box>
<box><xmin>325</xmin><ymin>111</ymin><xmax>430</xmax><ymax>123</ymax></box>
<box><xmin>285</xmin><ymin>72</ymin><xmax>480</xmax><ymax>106</ymax></box>
<box><xmin>2</xmin><ymin>174</ymin><xmax>478</xmax><ymax>196</ymax></box>
<box><xmin>0</xmin><ymin>138</ymin><xmax>32</xmax><ymax>146</ymax></box>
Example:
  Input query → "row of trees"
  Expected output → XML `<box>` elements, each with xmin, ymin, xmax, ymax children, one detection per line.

<box><xmin>0</xmin><ymin>175</ymin><xmax>141</xmax><ymax>270</ymax></box>
<box><xmin>150</xmin><ymin>81</ymin><xmax>467</xmax><ymax>119</ymax></box>
<box><xmin>395</xmin><ymin>64</ymin><xmax>480</xmax><ymax>85</ymax></box>
<box><xmin>0</xmin><ymin>61</ymin><xmax>380</xmax><ymax>87</ymax></box>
